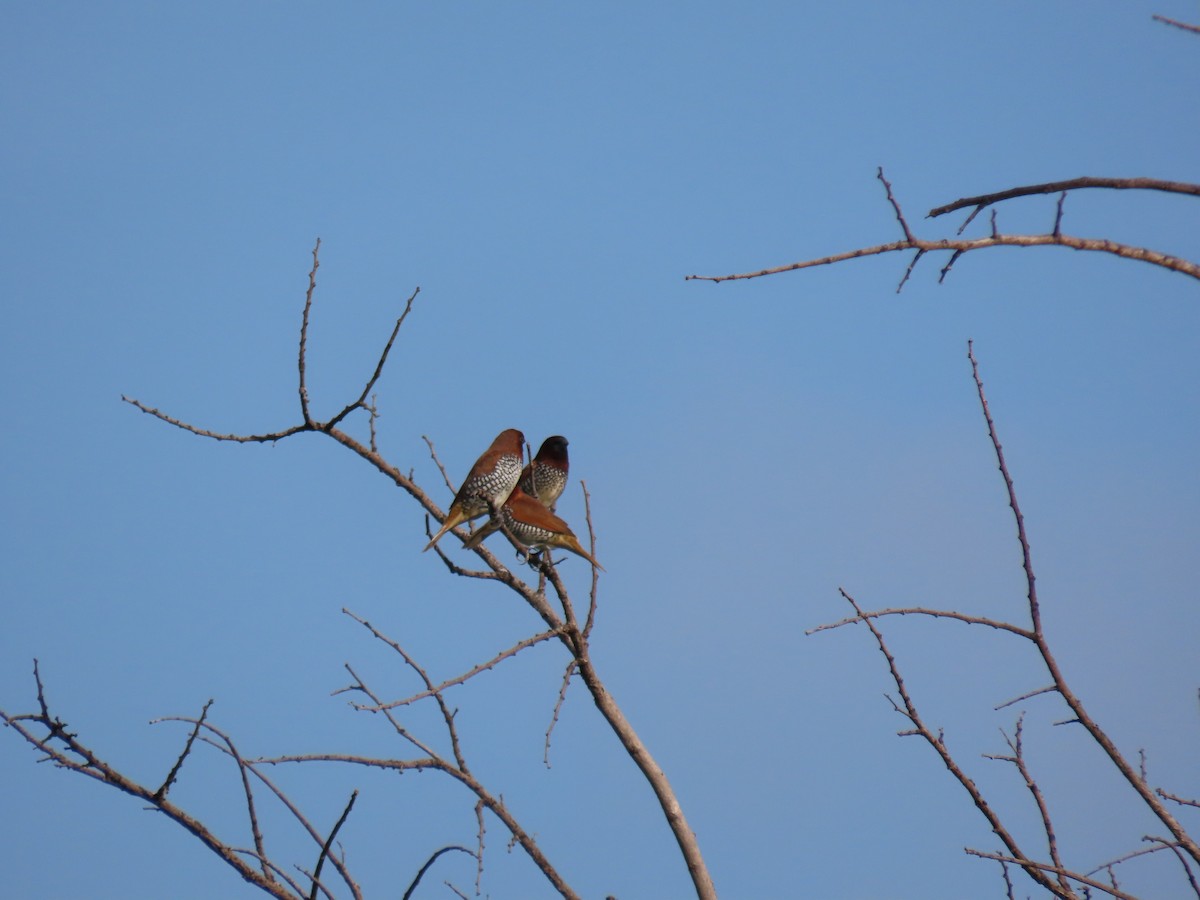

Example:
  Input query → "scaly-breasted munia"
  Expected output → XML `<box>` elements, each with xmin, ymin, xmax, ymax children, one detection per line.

<box><xmin>467</xmin><ymin>435</ymin><xmax>571</xmax><ymax>547</ymax></box>
<box><xmin>462</xmin><ymin>485</ymin><xmax>603</xmax><ymax>571</ymax></box>
<box><xmin>424</xmin><ymin>428</ymin><xmax>525</xmax><ymax>552</ymax></box>
<box><xmin>520</xmin><ymin>435</ymin><xmax>570</xmax><ymax>510</ymax></box>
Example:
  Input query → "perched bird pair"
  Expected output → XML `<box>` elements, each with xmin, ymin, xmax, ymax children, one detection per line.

<box><xmin>423</xmin><ymin>430</ymin><xmax>602</xmax><ymax>570</ymax></box>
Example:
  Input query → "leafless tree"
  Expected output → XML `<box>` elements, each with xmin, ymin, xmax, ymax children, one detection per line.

<box><xmin>2</xmin><ymin>240</ymin><xmax>716</xmax><ymax>900</ymax></box>
<box><xmin>4</xmin><ymin>11</ymin><xmax>1196</xmax><ymax>900</ymax></box>
<box><xmin>683</xmin><ymin>14</ymin><xmax>1199</xmax><ymax>896</ymax></box>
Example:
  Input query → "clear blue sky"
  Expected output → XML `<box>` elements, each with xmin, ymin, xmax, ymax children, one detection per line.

<box><xmin>3</xmin><ymin>3</ymin><xmax>1198</xmax><ymax>898</ymax></box>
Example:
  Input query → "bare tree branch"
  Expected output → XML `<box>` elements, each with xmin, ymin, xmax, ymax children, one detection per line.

<box><xmin>965</xmin><ymin>849</ymin><xmax>1138</xmax><ymax>900</ymax></box>
<box><xmin>984</xmin><ymin>715</ymin><xmax>1069</xmax><ymax>894</ymax></box>
<box><xmin>831</xmin><ymin>591</ymin><xmax>1068</xmax><ymax>896</ymax></box>
<box><xmin>805</xmin><ymin>605</ymin><xmax>1036</xmax><ymax>639</ymax></box>
<box><xmin>401</xmin><ymin>846</ymin><xmax>476</xmax><ymax>900</ymax></box>
<box><xmin>309</xmin><ymin>790</ymin><xmax>357</xmax><ymax>900</ymax></box>
<box><xmin>154</xmin><ymin>698</ymin><xmax>213</xmax><ymax>802</ymax></box>
<box><xmin>339</xmin><ymin>624</ymin><xmax>562</xmax><ymax>712</ymax></box>
<box><xmin>928</xmin><ymin>175</ymin><xmax>1200</xmax><ymax>224</ymax></box>
<box><xmin>1153</xmin><ymin>13</ymin><xmax>1200</xmax><ymax>35</ymax></box>
<box><xmin>685</xmin><ymin>169</ymin><xmax>1200</xmax><ymax>285</ymax></box>
<box><xmin>1</xmin><ymin>663</ymin><xmax>299</xmax><ymax>899</ymax></box>
<box><xmin>967</xmin><ymin>341</ymin><xmax>1200</xmax><ymax>867</ymax></box>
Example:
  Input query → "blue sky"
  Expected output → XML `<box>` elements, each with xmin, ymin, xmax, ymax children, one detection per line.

<box><xmin>3</xmin><ymin>3</ymin><xmax>1198</xmax><ymax>898</ymax></box>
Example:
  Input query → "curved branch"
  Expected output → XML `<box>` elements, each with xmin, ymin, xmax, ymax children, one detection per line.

<box><xmin>968</xmin><ymin>343</ymin><xmax>1200</xmax><ymax>866</ymax></box>
<box><xmin>833</xmin><ymin>592</ymin><xmax>1065</xmax><ymax>896</ymax></box>
<box><xmin>806</xmin><ymin>605</ymin><xmax>1036</xmax><ymax>640</ymax></box>
<box><xmin>685</xmin><ymin>169</ymin><xmax>1200</xmax><ymax>286</ymax></box>
<box><xmin>258</xmin><ymin>753</ymin><xmax>582</xmax><ymax>900</ymax></box>
<box><xmin>402</xmin><ymin>846</ymin><xmax>477</xmax><ymax>900</ymax></box>
<box><xmin>685</xmin><ymin>231</ymin><xmax>1200</xmax><ymax>285</ymax></box>
<box><xmin>1153</xmin><ymin>13</ymin><xmax>1200</xmax><ymax>35</ymax></box>
<box><xmin>928</xmin><ymin>176</ymin><xmax>1200</xmax><ymax>220</ymax></box>
<box><xmin>113</xmin><ymin>243</ymin><xmax>716</xmax><ymax>899</ymax></box>
<box><xmin>965</xmin><ymin>849</ymin><xmax>1137</xmax><ymax>900</ymax></box>
<box><xmin>1</xmin><ymin>663</ymin><xmax>298</xmax><ymax>900</ymax></box>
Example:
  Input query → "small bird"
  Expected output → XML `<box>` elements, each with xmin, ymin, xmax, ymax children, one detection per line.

<box><xmin>520</xmin><ymin>435</ymin><xmax>570</xmax><ymax>510</ymax></box>
<box><xmin>424</xmin><ymin>428</ymin><xmax>525</xmax><ymax>552</ymax></box>
<box><xmin>467</xmin><ymin>435</ymin><xmax>571</xmax><ymax>547</ymax></box>
<box><xmin>463</xmin><ymin>485</ymin><xmax>603</xmax><ymax>571</ymax></box>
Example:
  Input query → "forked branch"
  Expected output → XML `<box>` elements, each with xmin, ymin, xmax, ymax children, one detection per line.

<box><xmin>808</xmin><ymin>343</ymin><xmax>1199</xmax><ymax>894</ymax></box>
<box><xmin>110</xmin><ymin>241</ymin><xmax>715</xmax><ymax>899</ymax></box>
<box><xmin>685</xmin><ymin>169</ymin><xmax>1200</xmax><ymax>287</ymax></box>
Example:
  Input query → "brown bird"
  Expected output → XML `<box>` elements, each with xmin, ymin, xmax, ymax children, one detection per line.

<box><xmin>520</xmin><ymin>435</ymin><xmax>570</xmax><ymax>510</ymax></box>
<box><xmin>462</xmin><ymin>485</ymin><xmax>603</xmax><ymax>571</ymax></box>
<box><xmin>424</xmin><ymin>428</ymin><xmax>525</xmax><ymax>552</ymax></box>
<box><xmin>467</xmin><ymin>435</ymin><xmax>571</xmax><ymax>546</ymax></box>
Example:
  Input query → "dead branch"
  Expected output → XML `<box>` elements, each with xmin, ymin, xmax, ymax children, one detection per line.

<box><xmin>401</xmin><ymin>846</ymin><xmax>476</xmax><ymax>900</ymax></box>
<box><xmin>834</xmin><ymin>590</ymin><xmax>1068</xmax><ymax>896</ymax></box>
<box><xmin>1088</xmin><ymin>837</ymin><xmax>1200</xmax><ymax>899</ymax></box>
<box><xmin>984</xmin><ymin>714</ymin><xmax>1069</xmax><ymax>894</ymax></box>
<box><xmin>685</xmin><ymin>169</ymin><xmax>1200</xmax><ymax>286</ymax></box>
<box><xmin>309</xmin><ymin>791</ymin><xmax>357</xmax><ymax>900</ymax></box>
<box><xmin>256</xmin><ymin>751</ymin><xmax>581</xmax><ymax>900</ymax></box>
<box><xmin>339</xmin><ymin>624</ymin><xmax>562</xmax><ymax>711</ymax></box>
<box><xmin>0</xmin><ymin>662</ymin><xmax>301</xmax><ymax>900</ymax></box>
<box><xmin>1160</xmin><ymin>789</ymin><xmax>1200</xmax><ymax>809</ymax></box>
<box><xmin>114</xmin><ymin>241</ymin><xmax>716</xmax><ymax>899</ymax></box>
<box><xmin>965</xmin><ymin>849</ymin><xmax>1138</xmax><ymax>900</ymax></box>
<box><xmin>806</xmin><ymin>343</ymin><xmax>1199</xmax><ymax>894</ymax></box>
<box><xmin>1153</xmin><ymin>13</ymin><xmax>1200</xmax><ymax>35</ymax></box>
<box><xmin>544</xmin><ymin>661</ymin><xmax>577</xmax><ymax>767</ymax></box>
<box><xmin>154</xmin><ymin>698</ymin><xmax>213</xmax><ymax>801</ymax></box>
<box><xmin>928</xmin><ymin>176</ymin><xmax>1200</xmax><ymax>226</ymax></box>
<box><xmin>967</xmin><ymin>341</ymin><xmax>1200</xmax><ymax>867</ymax></box>
<box><xmin>805</xmin><ymin>605</ymin><xmax>1035</xmax><ymax>639</ymax></box>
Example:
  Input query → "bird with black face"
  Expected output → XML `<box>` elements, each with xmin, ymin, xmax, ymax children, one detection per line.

<box><xmin>424</xmin><ymin>428</ymin><xmax>525</xmax><ymax>552</ymax></box>
<box><xmin>520</xmin><ymin>435</ymin><xmax>569</xmax><ymax>510</ymax></box>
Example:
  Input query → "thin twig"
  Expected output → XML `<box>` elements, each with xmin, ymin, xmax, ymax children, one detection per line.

<box><xmin>299</xmin><ymin>239</ymin><xmax>320</xmax><ymax>426</ymax></box>
<box><xmin>806</xmin><ymin>605</ymin><xmax>1035</xmax><ymax>639</ymax></box>
<box><xmin>401</xmin><ymin>846</ymin><xmax>476</xmax><ymax>900</ymax></box>
<box><xmin>1159</xmin><ymin>789</ymin><xmax>1200</xmax><ymax>809</ymax></box>
<box><xmin>686</xmin><ymin>174</ymin><xmax>1200</xmax><ymax>284</ymax></box>
<box><xmin>685</xmin><ymin>231</ymin><xmax>1200</xmax><ymax>284</ymax></box>
<box><xmin>154</xmin><ymin>698</ymin><xmax>213</xmax><ymax>802</ymax></box>
<box><xmin>544</xmin><ymin>661</ymin><xmax>577</xmax><ymax>767</ymax></box>
<box><xmin>343</xmin><ymin>626</ymin><xmax>561</xmax><ymax>711</ymax></box>
<box><xmin>985</xmin><ymin>715</ymin><xmax>1068</xmax><ymax>894</ymax></box>
<box><xmin>1153</xmin><ymin>13</ymin><xmax>1200</xmax><ymax>34</ymax></box>
<box><xmin>969</xmin><ymin>341</ymin><xmax>1200</xmax><ymax>866</ymax></box>
<box><xmin>835</xmin><ymin>589</ymin><xmax>1064</xmax><ymax>896</ymax></box>
<box><xmin>929</xmin><ymin>176</ymin><xmax>1200</xmax><ymax>223</ymax></box>
<box><xmin>2</xmin><ymin>673</ymin><xmax>298</xmax><ymax>900</ymax></box>
<box><xmin>309</xmin><ymin>790</ymin><xmax>358</xmax><ymax>900</ymax></box>
<box><xmin>326</xmin><ymin>286</ymin><xmax>420</xmax><ymax>431</ymax></box>
<box><xmin>966</xmin><ymin>849</ymin><xmax>1135</xmax><ymax>900</ymax></box>
<box><xmin>994</xmin><ymin>685</ymin><xmax>1056</xmax><ymax>710</ymax></box>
